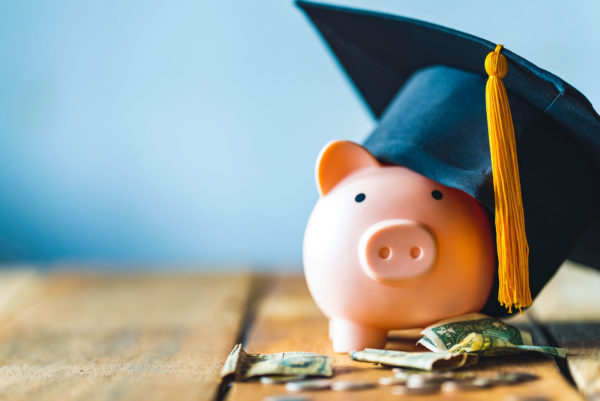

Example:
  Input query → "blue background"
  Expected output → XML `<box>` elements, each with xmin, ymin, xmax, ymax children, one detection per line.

<box><xmin>1</xmin><ymin>1</ymin><xmax>599</xmax><ymax>268</ymax></box>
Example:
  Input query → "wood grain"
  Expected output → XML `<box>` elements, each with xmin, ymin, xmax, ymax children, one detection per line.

<box><xmin>227</xmin><ymin>274</ymin><xmax>582</xmax><ymax>401</ymax></box>
<box><xmin>0</xmin><ymin>268</ymin><xmax>42</xmax><ymax>324</ymax></box>
<box><xmin>0</xmin><ymin>264</ymin><xmax>595</xmax><ymax>400</ymax></box>
<box><xmin>0</xmin><ymin>271</ymin><xmax>253</xmax><ymax>401</ymax></box>
<box><xmin>528</xmin><ymin>261</ymin><xmax>600</xmax><ymax>400</ymax></box>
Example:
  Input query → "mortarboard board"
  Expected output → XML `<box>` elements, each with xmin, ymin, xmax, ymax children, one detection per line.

<box><xmin>297</xmin><ymin>1</ymin><xmax>600</xmax><ymax>316</ymax></box>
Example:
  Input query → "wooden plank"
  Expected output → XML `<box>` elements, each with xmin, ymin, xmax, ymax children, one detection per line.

<box><xmin>527</xmin><ymin>261</ymin><xmax>600</xmax><ymax>400</ymax></box>
<box><xmin>227</xmin><ymin>274</ymin><xmax>582</xmax><ymax>401</ymax></box>
<box><xmin>0</xmin><ymin>271</ymin><xmax>253</xmax><ymax>401</ymax></box>
<box><xmin>0</xmin><ymin>268</ymin><xmax>36</xmax><ymax>309</ymax></box>
<box><xmin>0</xmin><ymin>267</ymin><xmax>42</xmax><ymax>324</ymax></box>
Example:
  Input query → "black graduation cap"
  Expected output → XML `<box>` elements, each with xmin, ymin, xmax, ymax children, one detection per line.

<box><xmin>297</xmin><ymin>1</ymin><xmax>600</xmax><ymax>316</ymax></box>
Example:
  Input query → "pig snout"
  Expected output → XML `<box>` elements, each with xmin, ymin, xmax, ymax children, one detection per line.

<box><xmin>358</xmin><ymin>219</ymin><xmax>437</xmax><ymax>284</ymax></box>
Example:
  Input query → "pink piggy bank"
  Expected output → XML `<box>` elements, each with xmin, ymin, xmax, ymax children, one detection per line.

<box><xmin>303</xmin><ymin>140</ymin><xmax>496</xmax><ymax>352</ymax></box>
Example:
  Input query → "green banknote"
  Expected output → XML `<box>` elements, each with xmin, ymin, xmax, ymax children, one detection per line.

<box><xmin>418</xmin><ymin>313</ymin><xmax>532</xmax><ymax>350</ymax></box>
<box><xmin>418</xmin><ymin>313</ymin><xmax>566</xmax><ymax>358</ymax></box>
<box><xmin>221</xmin><ymin>344</ymin><xmax>333</xmax><ymax>382</ymax></box>
<box><xmin>448</xmin><ymin>332</ymin><xmax>567</xmax><ymax>357</ymax></box>
<box><xmin>350</xmin><ymin>348</ymin><xmax>479</xmax><ymax>371</ymax></box>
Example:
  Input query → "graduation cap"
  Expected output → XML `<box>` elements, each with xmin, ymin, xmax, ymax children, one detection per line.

<box><xmin>297</xmin><ymin>1</ymin><xmax>600</xmax><ymax>315</ymax></box>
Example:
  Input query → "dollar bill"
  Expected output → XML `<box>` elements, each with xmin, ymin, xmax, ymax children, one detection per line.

<box><xmin>350</xmin><ymin>348</ymin><xmax>479</xmax><ymax>371</ymax></box>
<box><xmin>221</xmin><ymin>344</ymin><xmax>333</xmax><ymax>382</ymax></box>
<box><xmin>418</xmin><ymin>313</ymin><xmax>566</xmax><ymax>358</ymax></box>
<box><xmin>418</xmin><ymin>313</ymin><xmax>532</xmax><ymax>350</ymax></box>
<box><xmin>448</xmin><ymin>332</ymin><xmax>567</xmax><ymax>357</ymax></box>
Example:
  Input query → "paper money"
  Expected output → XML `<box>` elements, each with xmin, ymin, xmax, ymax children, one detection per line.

<box><xmin>448</xmin><ymin>332</ymin><xmax>567</xmax><ymax>357</ymax></box>
<box><xmin>221</xmin><ymin>344</ymin><xmax>333</xmax><ymax>382</ymax></box>
<box><xmin>260</xmin><ymin>375</ymin><xmax>307</xmax><ymax>384</ymax></box>
<box><xmin>418</xmin><ymin>313</ymin><xmax>566</xmax><ymax>358</ymax></box>
<box><xmin>349</xmin><ymin>348</ymin><xmax>479</xmax><ymax>371</ymax></box>
<box><xmin>418</xmin><ymin>313</ymin><xmax>532</xmax><ymax>350</ymax></box>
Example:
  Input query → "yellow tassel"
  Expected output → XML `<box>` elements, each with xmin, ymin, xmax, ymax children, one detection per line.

<box><xmin>484</xmin><ymin>45</ymin><xmax>532</xmax><ymax>313</ymax></box>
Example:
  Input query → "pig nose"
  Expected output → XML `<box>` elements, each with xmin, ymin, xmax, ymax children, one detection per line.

<box><xmin>358</xmin><ymin>219</ymin><xmax>437</xmax><ymax>284</ymax></box>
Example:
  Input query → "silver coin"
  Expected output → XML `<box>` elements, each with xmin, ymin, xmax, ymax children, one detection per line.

<box><xmin>472</xmin><ymin>377</ymin><xmax>495</xmax><ymax>388</ymax></box>
<box><xmin>407</xmin><ymin>374</ymin><xmax>445</xmax><ymax>387</ymax></box>
<box><xmin>393</xmin><ymin>367</ymin><xmax>419</xmax><ymax>377</ymax></box>
<box><xmin>421</xmin><ymin>372</ymin><xmax>450</xmax><ymax>382</ymax></box>
<box><xmin>442</xmin><ymin>371</ymin><xmax>476</xmax><ymax>381</ymax></box>
<box><xmin>330</xmin><ymin>380</ymin><xmax>376</xmax><ymax>391</ymax></box>
<box><xmin>441</xmin><ymin>380</ymin><xmax>480</xmax><ymax>392</ymax></box>
<box><xmin>503</xmin><ymin>395</ymin><xmax>550</xmax><ymax>401</ymax></box>
<box><xmin>378</xmin><ymin>376</ymin><xmax>408</xmax><ymax>386</ymax></box>
<box><xmin>407</xmin><ymin>379</ymin><xmax>442</xmax><ymax>392</ymax></box>
<box><xmin>495</xmin><ymin>372</ymin><xmax>539</xmax><ymax>385</ymax></box>
<box><xmin>393</xmin><ymin>384</ymin><xmax>440</xmax><ymax>396</ymax></box>
<box><xmin>264</xmin><ymin>396</ymin><xmax>311</xmax><ymax>401</ymax></box>
<box><xmin>488</xmin><ymin>373</ymin><xmax>513</xmax><ymax>385</ymax></box>
<box><xmin>285</xmin><ymin>379</ymin><xmax>331</xmax><ymax>392</ymax></box>
<box><xmin>394</xmin><ymin>371</ymin><xmax>411</xmax><ymax>380</ymax></box>
<box><xmin>510</xmin><ymin>372</ymin><xmax>539</xmax><ymax>383</ymax></box>
<box><xmin>261</xmin><ymin>375</ymin><xmax>308</xmax><ymax>384</ymax></box>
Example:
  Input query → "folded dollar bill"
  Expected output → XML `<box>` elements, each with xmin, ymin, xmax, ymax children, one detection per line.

<box><xmin>221</xmin><ymin>344</ymin><xmax>333</xmax><ymax>382</ymax></box>
<box><xmin>351</xmin><ymin>313</ymin><xmax>565</xmax><ymax>372</ymax></box>
<box><xmin>350</xmin><ymin>348</ymin><xmax>479</xmax><ymax>371</ymax></box>
<box><xmin>418</xmin><ymin>313</ymin><xmax>566</xmax><ymax>358</ymax></box>
<box><xmin>448</xmin><ymin>332</ymin><xmax>567</xmax><ymax>357</ymax></box>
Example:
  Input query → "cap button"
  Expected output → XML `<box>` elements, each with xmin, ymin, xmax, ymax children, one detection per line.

<box><xmin>485</xmin><ymin>44</ymin><xmax>508</xmax><ymax>78</ymax></box>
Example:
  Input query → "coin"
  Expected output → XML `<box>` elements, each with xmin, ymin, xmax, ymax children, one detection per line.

<box><xmin>495</xmin><ymin>372</ymin><xmax>539</xmax><ymax>385</ymax></box>
<box><xmin>503</xmin><ymin>395</ymin><xmax>550</xmax><ymax>401</ymax></box>
<box><xmin>330</xmin><ymin>380</ymin><xmax>376</xmax><ymax>391</ymax></box>
<box><xmin>394</xmin><ymin>371</ymin><xmax>411</xmax><ymax>380</ymax></box>
<box><xmin>441</xmin><ymin>380</ymin><xmax>480</xmax><ymax>392</ymax></box>
<box><xmin>261</xmin><ymin>375</ymin><xmax>307</xmax><ymax>384</ymax></box>
<box><xmin>393</xmin><ymin>367</ymin><xmax>420</xmax><ymax>377</ymax></box>
<box><xmin>472</xmin><ymin>377</ymin><xmax>495</xmax><ymax>388</ymax></box>
<box><xmin>264</xmin><ymin>396</ymin><xmax>311</xmax><ymax>401</ymax></box>
<box><xmin>285</xmin><ymin>379</ymin><xmax>331</xmax><ymax>392</ymax></box>
<box><xmin>393</xmin><ymin>384</ymin><xmax>440</xmax><ymax>396</ymax></box>
<box><xmin>443</xmin><ymin>371</ymin><xmax>476</xmax><ymax>381</ymax></box>
<box><xmin>407</xmin><ymin>374</ymin><xmax>445</xmax><ymax>387</ymax></box>
<box><xmin>510</xmin><ymin>372</ymin><xmax>539</xmax><ymax>383</ymax></box>
<box><xmin>379</xmin><ymin>376</ymin><xmax>408</xmax><ymax>386</ymax></box>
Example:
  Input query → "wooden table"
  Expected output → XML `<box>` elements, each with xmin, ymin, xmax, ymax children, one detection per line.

<box><xmin>0</xmin><ymin>262</ymin><xmax>598</xmax><ymax>401</ymax></box>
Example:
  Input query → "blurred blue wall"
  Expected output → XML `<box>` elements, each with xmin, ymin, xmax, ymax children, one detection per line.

<box><xmin>1</xmin><ymin>0</ymin><xmax>599</xmax><ymax>267</ymax></box>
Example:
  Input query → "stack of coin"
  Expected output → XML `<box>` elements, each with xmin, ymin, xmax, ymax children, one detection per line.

<box><xmin>441</xmin><ymin>372</ymin><xmax>540</xmax><ymax>393</ymax></box>
<box><xmin>259</xmin><ymin>368</ymin><xmax>540</xmax><ymax>397</ymax></box>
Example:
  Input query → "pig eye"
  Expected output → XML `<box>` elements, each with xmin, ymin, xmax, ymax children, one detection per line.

<box><xmin>355</xmin><ymin>193</ymin><xmax>366</xmax><ymax>203</ymax></box>
<box><xmin>431</xmin><ymin>190</ymin><xmax>443</xmax><ymax>200</ymax></box>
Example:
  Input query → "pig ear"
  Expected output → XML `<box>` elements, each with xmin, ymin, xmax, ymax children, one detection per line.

<box><xmin>315</xmin><ymin>140</ymin><xmax>380</xmax><ymax>196</ymax></box>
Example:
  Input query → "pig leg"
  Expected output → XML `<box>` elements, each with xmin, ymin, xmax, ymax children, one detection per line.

<box><xmin>329</xmin><ymin>319</ymin><xmax>387</xmax><ymax>353</ymax></box>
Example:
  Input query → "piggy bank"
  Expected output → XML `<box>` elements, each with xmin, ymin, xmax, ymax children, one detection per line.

<box><xmin>303</xmin><ymin>140</ymin><xmax>496</xmax><ymax>352</ymax></box>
